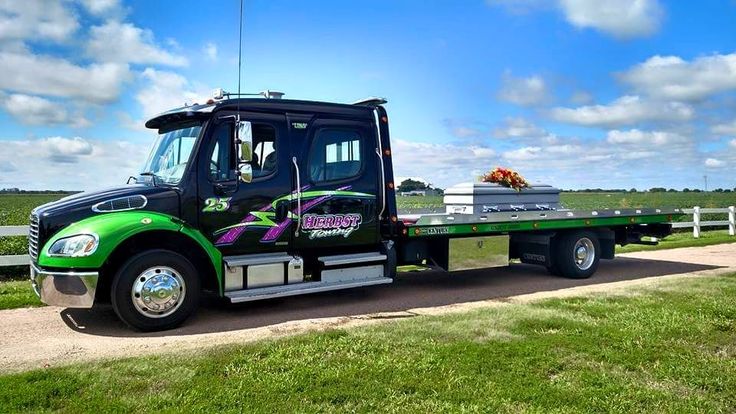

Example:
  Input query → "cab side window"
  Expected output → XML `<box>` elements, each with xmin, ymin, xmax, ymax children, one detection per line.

<box><xmin>207</xmin><ymin>123</ymin><xmax>234</xmax><ymax>182</ymax></box>
<box><xmin>309</xmin><ymin>129</ymin><xmax>362</xmax><ymax>183</ymax></box>
<box><xmin>252</xmin><ymin>124</ymin><xmax>277</xmax><ymax>179</ymax></box>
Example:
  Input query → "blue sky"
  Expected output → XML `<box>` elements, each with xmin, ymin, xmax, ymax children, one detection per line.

<box><xmin>0</xmin><ymin>0</ymin><xmax>735</xmax><ymax>190</ymax></box>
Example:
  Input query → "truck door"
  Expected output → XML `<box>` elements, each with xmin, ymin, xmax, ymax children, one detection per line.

<box><xmin>291</xmin><ymin>117</ymin><xmax>380</xmax><ymax>252</ymax></box>
<box><xmin>197</xmin><ymin>112</ymin><xmax>292</xmax><ymax>256</ymax></box>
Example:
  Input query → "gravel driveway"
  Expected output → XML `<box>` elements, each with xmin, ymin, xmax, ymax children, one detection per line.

<box><xmin>1</xmin><ymin>243</ymin><xmax>734</xmax><ymax>373</ymax></box>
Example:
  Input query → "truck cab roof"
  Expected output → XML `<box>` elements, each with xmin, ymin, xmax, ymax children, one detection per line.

<box><xmin>144</xmin><ymin>97</ymin><xmax>387</xmax><ymax>130</ymax></box>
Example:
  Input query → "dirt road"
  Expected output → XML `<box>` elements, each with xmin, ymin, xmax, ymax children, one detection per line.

<box><xmin>1</xmin><ymin>243</ymin><xmax>734</xmax><ymax>373</ymax></box>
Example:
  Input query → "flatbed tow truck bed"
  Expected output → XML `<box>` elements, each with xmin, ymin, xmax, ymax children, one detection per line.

<box><xmin>400</xmin><ymin>208</ymin><xmax>681</xmax><ymax>238</ymax></box>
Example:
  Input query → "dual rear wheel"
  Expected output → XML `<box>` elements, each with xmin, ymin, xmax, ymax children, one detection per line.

<box><xmin>546</xmin><ymin>230</ymin><xmax>601</xmax><ymax>279</ymax></box>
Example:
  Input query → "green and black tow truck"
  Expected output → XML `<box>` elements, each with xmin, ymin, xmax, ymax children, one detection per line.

<box><xmin>29</xmin><ymin>94</ymin><xmax>681</xmax><ymax>331</ymax></box>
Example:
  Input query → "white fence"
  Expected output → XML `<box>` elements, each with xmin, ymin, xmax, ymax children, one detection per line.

<box><xmin>0</xmin><ymin>225</ymin><xmax>28</xmax><ymax>267</ymax></box>
<box><xmin>671</xmin><ymin>206</ymin><xmax>736</xmax><ymax>238</ymax></box>
<box><xmin>0</xmin><ymin>206</ymin><xmax>734</xmax><ymax>267</ymax></box>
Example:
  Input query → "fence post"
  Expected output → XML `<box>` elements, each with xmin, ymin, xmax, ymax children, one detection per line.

<box><xmin>692</xmin><ymin>206</ymin><xmax>701</xmax><ymax>238</ymax></box>
<box><xmin>729</xmin><ymin>206</ymin><xmax>735</xmax><ymax>236</ymax></box>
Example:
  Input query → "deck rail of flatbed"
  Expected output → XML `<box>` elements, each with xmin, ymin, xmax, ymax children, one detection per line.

<box><xmin>401</xmin><ymin>208</ymin><xmax>683</xmax><ymax>237</ymax></box>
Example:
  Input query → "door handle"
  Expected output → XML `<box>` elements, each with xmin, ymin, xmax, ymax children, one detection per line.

<box><xmin>214</xmin><ymin>180</ymin><xmax>238</xmax><ymax>196</ymax></box>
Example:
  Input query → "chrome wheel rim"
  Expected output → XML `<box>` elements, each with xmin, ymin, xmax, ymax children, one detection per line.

<box><xmin>573</xmin><ymin>238</ymin><xmax>595</xmax><ymax>271</ymax></box>
<box><xmin>131</xmin><ymin>266</ymin><xmax>186</xmax><ymax>318</ymax></box>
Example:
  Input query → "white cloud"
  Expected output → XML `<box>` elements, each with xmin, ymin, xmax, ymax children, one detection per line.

<box><xmin>0</xmin><ymin>136</ymin><xmax>148</xmax><ymax>190</ymax></box>
<box><xmin>712</xmin><ymin>120</ymin><xmax>736</xmax><ymax>137</ymax></box>
<box><xmin>87</xmin><ymin>21</ymin><xmax>188</xmax><ymax>67</ymax></box>
<box><xmin>42</xmin><ymin>136</ymin><xmax>94</xmax><ymax>163</ymax></box>
<box><xmin>619</xmin><ymin>53</ymin><xmax>736</xmax><ymax>101</ymax></box>
<box><xmin>493</xmin><ymin>117</ymin><xmax>546</xmax><ymax>138</ymax></box>
<box><xmin>488</xmin><ymin>0</ymin><xmax>663</xmax><ymax>38</ymax></box>
<box><xmin>0</xmin><ymin>1</ymin><xmax>79</xmax><ymax>42</ymax></box>
<box><xmin>392</xmin><ymin>139</ymin><xmax>498</xmax><ymax>187</ymax></box>
<box><xmin>559</xmin><ymin>0</ymin><xmax>663</xmax><ymax>39</ymax></box>
<box><xmin>203</xmin><ymin>42</ymin><xmax>218</xmax><ymax>61</ymax></box>
<box><xmin>606</xmin><ymin>129</ymin><xmax>688</xmax><ymax>145</ymax></box>
<box><xmin>450</xmin><ymin>126</ymin><xmax>484</xmax><ymax>138</ymax></box>
<box><xmin>730</xmin><ymin>139</ymin><xmax>736</xmax><ymax>149</ymax></box>
<box><xmin>705</xmin><ymin>158</ymin><xmax>726</xmax><ymax>168</ymax></box>
<box><xmin>550</xmin><ymin>95</ymin><xmax>693</xmax><ymax>127</ymax></box>
<box><xmin>135</xmin><ymin>68</ymin><xmax>210</xmax><ymax>119</ymax></box>
<box><xmin>0</xmin><ymin>93</ymin><xmax>91</xmax><ymax>127</ymax></box>
<box><xmin>570</xmin><ymin>90</ymin><xmax>593</xmax><ymax>105</ymax></box>
<box><xmin>497</xmin><ymin>72</ymin><xmax>548</xmax><ymax>106</ymax></box>
<box><xmin>0</xmin><ymin>48</ymin><xmax>131</xmax><ymax>104</ymax></box>
<box><xmin>503</xmin><ymin>146</ymin><xmax>542</xmax><ymax>161</ymax></box>
<box><xmin>78</xmin><ymin>0</ymin><xmax>123</xmax><ymax>16</ymax></box>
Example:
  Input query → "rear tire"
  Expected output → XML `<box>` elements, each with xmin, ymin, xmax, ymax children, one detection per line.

<box><xmin>546</xmin><ymin>264</ymin><xmax>562</xmax><ymax>276</ymax></box>
<box><xmin>111</xmin><ymin>249</ymin><xmax>200</xmax><ymax>332</ymax></box>
<box><xmin>553</xmin><ymin>231</ymin><xmax>600</xmax><ymax>279</ymax></box>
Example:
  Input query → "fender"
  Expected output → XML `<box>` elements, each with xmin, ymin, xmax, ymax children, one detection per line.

<box><xmin>38</xmin><ymin>211</ymin><xmax>223</xmax><ymax>286</ymax></box>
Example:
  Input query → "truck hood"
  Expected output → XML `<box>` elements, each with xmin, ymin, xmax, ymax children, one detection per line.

<box><xmin>32</xmin><ymin>184</ymin><xmax>181</xmax><ymax>243</ymax></box>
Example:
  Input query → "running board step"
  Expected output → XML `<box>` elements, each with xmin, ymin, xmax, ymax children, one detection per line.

<box><xmin>224</xmin><ymin>252</ymin><xmax>293</xmax><ymax>267</ymax></box>
<box><xmin>225</xmin><ymin>277</ymin><xmax>393</xmax><ymax>303</ymax></box>
<box><xmin>318</xmin><ymin>252</ymin><xmax>386</xmax><ymax>267</ymax></box>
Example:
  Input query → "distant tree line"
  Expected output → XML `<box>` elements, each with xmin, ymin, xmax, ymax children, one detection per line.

<box><xmin>0</xmin><ymin>188</ymin><xmax>79</xmax><ymax>194</ymax></box>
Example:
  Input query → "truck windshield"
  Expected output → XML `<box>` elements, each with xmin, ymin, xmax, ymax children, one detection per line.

<box><xmin>140</xmin><ymin>121</ymin><xmax>203</xmax><ymax>185</ymax></box>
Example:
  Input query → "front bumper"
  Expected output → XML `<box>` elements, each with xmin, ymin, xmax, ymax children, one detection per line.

<box><xmin>30</xmin><ymin>263</ymin><xmax>99</xmax><ymax>308</ymax></box>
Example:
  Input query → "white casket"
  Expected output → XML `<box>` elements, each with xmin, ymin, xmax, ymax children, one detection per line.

<box><xmin>443</xmin><ymin>182</ymin><xmax>561</xmax><ymax>214</ymax></box>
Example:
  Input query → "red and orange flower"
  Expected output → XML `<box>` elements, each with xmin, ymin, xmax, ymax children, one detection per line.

<box><xmin>481</xmin><ymin>167</ymin><xmax>529</xmax><ymax>191</ymax></box>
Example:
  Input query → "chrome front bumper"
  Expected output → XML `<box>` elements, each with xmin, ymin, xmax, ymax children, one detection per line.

<box><xmin>30</xmin><ymin>263</ymin><xmax>98</xmax><ymax>308</ymax></box>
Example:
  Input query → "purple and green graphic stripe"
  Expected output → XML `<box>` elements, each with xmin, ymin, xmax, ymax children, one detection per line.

<box><xmin>214</xmin><ymin>185</ymin><xmax>373</xmax><ymax>245</ymax></box>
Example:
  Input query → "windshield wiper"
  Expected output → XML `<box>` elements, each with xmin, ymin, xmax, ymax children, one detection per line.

<box><xmin>139</xmin><ymin>172</ymin><xmax>158</xmax><ymax>187</ymax></box>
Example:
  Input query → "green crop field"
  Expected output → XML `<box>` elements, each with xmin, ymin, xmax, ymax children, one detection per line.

<box><xmin>0</xmin><ymin>194</ymin><xmax>66</xmax><ymax>226</ymax></box>
<box><xmin>0</xmin><ymin>194</ymin><xmax>67</xmax><ymax>277</ymax></box>
<box><xmin>396</xmin><ymin>191</ymin><xmax>736</xmax><ymax>211</ymax></box>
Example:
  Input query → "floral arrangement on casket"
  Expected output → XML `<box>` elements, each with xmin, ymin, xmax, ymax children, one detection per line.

<box><xmin>481</xmin><ymin>167</ymin><xmax>530</xmax><ymax>192</ymax></box>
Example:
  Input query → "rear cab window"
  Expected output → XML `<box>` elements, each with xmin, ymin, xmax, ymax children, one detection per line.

<box><xmin>309</xmin><ymin>129</ymin><xmax>363</xmax><ymax>183</ymax></box>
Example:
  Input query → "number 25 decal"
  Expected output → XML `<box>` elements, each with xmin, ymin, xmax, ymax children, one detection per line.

<box><xmin>202</xmin><ymin>197</ymin><xmax>232</xmax><ymax>213</ymax></box>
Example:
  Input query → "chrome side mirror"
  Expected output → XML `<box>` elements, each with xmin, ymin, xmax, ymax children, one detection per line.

<box><xmin>236</xmin><ymin>121</ymin><xmax>253</xmax><ymax>163</ymax></box>
<box><xmin>238</xmin><ymin>163</ymin><xmax>253</xmax><ymax>183</ymax></box>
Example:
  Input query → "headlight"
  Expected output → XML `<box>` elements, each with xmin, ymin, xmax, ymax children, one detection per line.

<box><xmin>47</xmin><ymin>234</ymin><xmax>99</xmax><ymax>257</ymax></box>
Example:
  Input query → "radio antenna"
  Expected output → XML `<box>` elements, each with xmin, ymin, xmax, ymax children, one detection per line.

<box><xmin>236</xmin><ymin>0</ymin><xmax>244</xmax><ymax>122</ymax></box>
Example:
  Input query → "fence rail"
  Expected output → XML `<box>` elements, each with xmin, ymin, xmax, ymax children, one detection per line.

<box><xmin>0</xmin><ymin>226</ymin><xmax>28</xmax><ymax>237</ymax></box>
<box><xmin>671</xmin><ymin>206</ymin><xmax>735</xmax><ymax>238</ymax></box>
<box><xmin>1</xmin><ymin>206</ymin><xmax>734</xmax><ymax>267</ymax></box>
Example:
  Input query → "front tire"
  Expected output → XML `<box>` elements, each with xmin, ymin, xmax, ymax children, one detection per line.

<box><xmin>553</xmin><ymin>231</ymin><xmax>600</xmax><ymax>279</ymax></box>
<box><xmin>111</xmin><ymin>249</ymin><xmax>200</xmax><ymax>331</ymax></box>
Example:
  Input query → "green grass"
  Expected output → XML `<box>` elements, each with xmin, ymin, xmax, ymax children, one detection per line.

<box><xmin>0</xmin><ymin>280</ymin><xmax>41</xmax><ymax>310</ymax></box>
<box><xmin>1</xmin><ymin>274</ymin><xmax>735</xmax><ymax>412</ymax></box>
<box><xmin>617</xmin><ymin>230</ymin><xmax>736</xmax><ymax>253</ymax></box>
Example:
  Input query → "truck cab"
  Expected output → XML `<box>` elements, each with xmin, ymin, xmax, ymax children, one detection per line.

<box><xmin>30</xmin><ymin>96</ymin><xmax>398</xmax><ymax>331</ymax></box>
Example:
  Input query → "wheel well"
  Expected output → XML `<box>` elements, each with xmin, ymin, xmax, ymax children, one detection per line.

<box><xmin>96</xmin><ymin>230</ymin><xmax>219</xmax><ymax>303</ymax></box>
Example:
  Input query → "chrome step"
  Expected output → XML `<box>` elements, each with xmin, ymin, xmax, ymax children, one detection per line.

<box><xmin>318</xmin><ymin>252</ymin><xmax>386</xmax><ymax>267</ymax></box>
<box><xmin>224</xmin><ymin>252</ymin><xmax>293</xmax><ymax>267</ymax></box>
<box><xmin>225</xmin><ymin>277</ymin><xmax>392</xmax><ymax>303</ymax></box>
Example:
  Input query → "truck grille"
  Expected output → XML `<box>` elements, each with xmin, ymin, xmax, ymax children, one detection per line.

<box><xmin>28</xmin><ymin>213</ymin><xmax>39</xmax><ymax>262</ymax></box>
